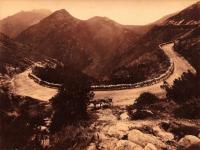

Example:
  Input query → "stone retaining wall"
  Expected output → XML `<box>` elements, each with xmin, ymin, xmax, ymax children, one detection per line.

<box><xmin>28</xmin><ymin>73</ymin><xmax>61</xmax><ymax>89</ymax></box>
<box><xmin>91</xmin><ymin>62</ymin><xmax>174</xmax><ymax>90</ymax></box>
<box><xmin>29</xmin><ymin>42</ymin><xmax>175</xmax><ymax>91</ymax></box>
<box><xmin>91</xmin><ymin>42</ymin><xmax>174</xmax><ymax>90</ymax></box>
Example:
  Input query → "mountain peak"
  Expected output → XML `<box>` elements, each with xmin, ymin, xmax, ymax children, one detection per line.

<box><xmin>0</xmin><ymin>10</ymin><xmax>51</xmax><ymax>38</ymax></box>
<box><xmin>89</xmin><ymin>16</ymin><xmax>108</xmax><ymax>20</ymax></box>
<box><xmin>54</xmin><ymin>9</ymin><xmax>68</xmax><ymax>14</ymax></box>
<box><xmin>88</xmin><ymin>16</ymin><xmax>113</xmax><ymax>22</ymax></box>
<box><xmin>87</xmin><ymin>16</ymin><xmax>121</xmax><ymax>27</ymax></box>
<box><xmin>52</xmin><ymin>9</ymin><xmax>73</xmax><ymax>18</ymax></box>
<box><xmin>42</xmin><ymin>9</ymin><xmax>77</xmax><ymax>23</ymax></box>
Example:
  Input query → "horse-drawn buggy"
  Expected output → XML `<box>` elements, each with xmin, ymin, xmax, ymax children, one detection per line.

<box><xmin>89</xmin><ymin>97</ymin><xmax>113</xmax><ymax>109</ymax></box>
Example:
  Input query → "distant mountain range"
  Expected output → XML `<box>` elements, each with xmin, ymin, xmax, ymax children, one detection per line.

<box><xmin>0</xmin><ymin>1</ymin><xmax>199</xmax><ymax>83</ymax></box>
<box><xmin>15</xmin><ymin>9</ymin><xmax>152</xmax><ymax>80</ymax></box>
<box><xmin>0</xmin><ymin>9</ymin><xmax>51</xmax><ymax>38</ymax></box>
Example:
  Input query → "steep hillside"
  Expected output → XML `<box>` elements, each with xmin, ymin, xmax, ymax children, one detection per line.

<box><xmin>167</xmin><ymin>1</ymin><xmax>200</xmax><ymax>72</ymax></box>
<box><xmin>16</xmin><ymin>1</ymin><xmax>200</xmax><ymax>83</ymax></box>
<box><xmin>16</xmin><ymin>9</ymin><xmax>154</xmax><ymax>81</ymax></box>
<box><xmin>0</xmin><ymin>33</ymin><xmax>45</xmax><ymax>76</ymax></box>
<box><xmin>151</xmin><ymin>12</ymin><xmax>178</xmax><ymax>26</ymax></box>
<box><xmin>0</xmin><ymin>9</ymin><xmax>51</xmax><ymax>38</ymax></box>
<box><xmin>165</xmin><ymin>1</ymin><xmax>200</xmax><ymax>25</ymax></box>
<box><xmin>174</xmin><ymin>26</ymin><xmax>200</xmax><ymax>73</ymax></box>
<box><xmin>112</xmin><ymin>1</ymin><xmax>200</xmax><ymax>84</ymax></box>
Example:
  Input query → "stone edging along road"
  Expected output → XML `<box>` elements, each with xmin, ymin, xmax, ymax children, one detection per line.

<box><xmin>12</xmin><ymin>42</ymin><xmax>196</xmax><ymax>104</ymax></box>
<box><xmin>28</xmin><ymin>42</ymin><xmax>175</xmax><ymax>91</ymax></box>
<box><xmin>28</xmin><ymin>73</ymin><xmax>61</xmax><ymax>89</ymax></box>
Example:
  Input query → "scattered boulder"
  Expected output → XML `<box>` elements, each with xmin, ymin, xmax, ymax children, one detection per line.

<box><xmin>166</xmin><ymin>140</ymin><xmax>178</xmax><ymax>149</ymax></box>
<box><xmin>115</xmin><ymin>140</ymin><xmax>143</xmax><ymax>150</ymax></box>
<box><xmin>160</xmin><ymin>121</ymin><xmax>200</xmax><ymax>139</ymax></box>
<box><xmin>178</xmin><ymin>135</ymin><xmax>200</xmax><ymax>148</ymax></box>
<box><xmin>153</xmin><ymin>126</ymin><xmax>174</xmax><ymax>141</ymax></box>
<box><xmin>184</xmin><ymin>142</ymin><xmax>200</xmax><ymax>150</ymax></box>
<box><xmin>144</xmin><ymin>143</ymin><xmax>157</xmax><ymax>150</ymax></box>
<box><xmin>137</xmin><ymin>125</ymin><xmax>156</xmax><ymax>136</ymax></box>
<box><xmin>128</xmin><ymin>129</ymin><xmax>166</xmax><ymax>149</ymax></box>
<box><xmin>130</xmin><ymin>109</ymin><xmax>154</xmax><ymax>120</ymax></box>
<box><xmin>103</xmin><ymin>122</ymin><xmax>130</xmax><ymax>139</ymax></box>
<box><xmin>87</xmin><ymin>143</ymin><xmax>97</xmax><ymax>150</ymax></box>
<box><xmin>120</xmin><ymin>112</ymin><xmax>129</xmax><ymax>120</ymax></box>
<box><xmin>98</xmin><ymin>138</ymin><xmax>118</xmax><ymax>150</ymax></box>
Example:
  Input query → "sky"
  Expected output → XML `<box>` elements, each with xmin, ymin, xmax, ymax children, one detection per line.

<box><xmin>0</xmin><ymin>0</ymin><xmax>199</xmax><ymax>25</ymax></box>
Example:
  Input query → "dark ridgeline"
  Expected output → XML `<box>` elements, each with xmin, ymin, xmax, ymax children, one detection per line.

<box><xmin>0</xmin><ymin>33</ymin><xmax>34</xmax><ymax>75</ymax></box>
<box><xmin>0</xmin><ymin>9</ymin><xmax>51</xmax><ymax>38</ymax></box>
<box><xmin>0</xmin><ymin>33</ymin><xmax>49</xmax><ymax>76</ymax></box>
<box><xmin>13</xmin><ymin>8</ymin><xmax>170</xmax><ymax>85</ymax></box>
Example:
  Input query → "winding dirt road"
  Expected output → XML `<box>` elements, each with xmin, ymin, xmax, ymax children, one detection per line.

<box><xmin>11</xmin><ymin>43</ymin><xmax>196</xmax><ymax>105</ymax></box>
<box><xmin>11</xmin><ymin>69</ymin><xmax>58</xmax><ymax>101</ymax></box>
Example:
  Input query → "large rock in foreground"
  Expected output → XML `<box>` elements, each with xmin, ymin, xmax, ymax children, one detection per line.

<box><xmin>115</xmin><ymin>140</ymin><xmax>143</xmax><ymax>150</ymax></box>
<box><xmin>178</xmin><ymin>135</ymin><xmax>200</xmax><ymax>148</ymax></box>
<box><xmin>128</xmin><ymin>129</ymin><xmax>166</xmax><ymax>149</ymax></box>
<box><xmin>130</xmin><ymin>109</ymin><xmax>154</xmax><ymax>120</ymax></box>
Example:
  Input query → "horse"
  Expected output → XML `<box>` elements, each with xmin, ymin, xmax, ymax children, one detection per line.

<box><xmin>89</xmin><ymin>97</ymin><xmax>113</xmax><ymax>109</ymax></box>
<box><xmin>101</xmin><ymin>98</ymin><xmax>113</xmax><ymax>106</ymax></box>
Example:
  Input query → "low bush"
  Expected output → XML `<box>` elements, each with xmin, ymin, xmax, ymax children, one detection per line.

<box><xmin>127</xmin><ymin>92</ymin><xmax>160</xmax><ymax>119</ymax></box>
<box><xmin>174</xmin><ymin>98</ymin><xmax>200</xmax><ymax>119</ymax></box>
<box><xmin>160</xmin><ymin>121</ymin><xmax>200</xmax><ymax>140</ymax></box>
<box><xmin>0</xmin><ymin>94</ymin><xmax>46</xmax><ymax>149</ymax></box>
<box><xmin>0</xmin><ymin>87</ymin><xmax>11</xmax><ymax>110</ymax></box>
<box><xmin>166</xmin><ymin>72</ymin><xmax>200</xmax><ymax>104</ymax></box>
<box><xmin>49</xmin><ymin>124</ymin><xmax>94</xmax><ymax>150</ymax></box>
<box><xmin>50</xmin><ymin>65</ymin><xmax>93</xmax><ymax>133</ymax></box>
<box><xmin>32</xmin><ymin>64</ymin><xmax>63</xmax><ymax>84</ymax></box>
<box><xmin>133</xmin><ymin>92</ymin><xmax>159</xmax><ymax>109</ymax></box>
<box><xmin>166</xmin><ymin>72</ymin><xmax>200</xmax><ymax>119</ymax></box>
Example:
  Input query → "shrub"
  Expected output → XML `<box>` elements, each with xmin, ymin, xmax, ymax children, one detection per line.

<box><xmin>0</xmin><ymin>87</ymin><xmax>11</xmax><ymax>110</ymax></box>
<box><xmin>174</xmin><ymin>98</ymin><xmax>200</xmax><ymax>119</ymax></box>
<box><xmin>32</xmin><ymin>64</ymin><xmax>63</xmax><ymax>84</ymax></box>
<box><xmin>165</xmin><ymin>71</ymin><xmax>200</xmax><ymax>119</ymax></box>
<box><xmin>49</xmin><ymin>124</ymin><xmax>94</xmax><ymax>150</ymax></box>
<box><xmin>166</xmin><ymin>72</ymin><xmax>200</xmax><ymax>104</ymax></box>
<box><xmin>127</xmin><ymin>92</ymin><xmax>159</xmax><ymax>119</ymax></box>
<box><xmin>134</xmin><ymin>92</ymin><xmax>159</xmax><ymax>109</ymax></box>
<box><xmin>0</xmin><ymin>94</ymin><xmax>45</xmax><ymax>149</ymax></box>
<box><xmin>50</xmin><ymin>66</ymin><xmax>93</xmax><ymax>132</ymax></box>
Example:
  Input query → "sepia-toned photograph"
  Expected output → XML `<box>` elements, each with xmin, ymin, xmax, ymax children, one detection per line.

<box><xmin>0</xmin><ymin>0</ymin><xmax>200</xmax><ymax>149</ymax></box>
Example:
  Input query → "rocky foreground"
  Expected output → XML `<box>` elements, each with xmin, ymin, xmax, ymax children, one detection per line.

<box><xmin>87</xmin><ymin>107</ymin><xmax>200</xmax><ymax>150</ymax></box>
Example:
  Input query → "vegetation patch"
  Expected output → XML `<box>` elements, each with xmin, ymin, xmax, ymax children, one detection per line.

<box><xmin>0</xmin><ymin>64</ymin><xmax>95</xmax><ymax>149</ymax></box>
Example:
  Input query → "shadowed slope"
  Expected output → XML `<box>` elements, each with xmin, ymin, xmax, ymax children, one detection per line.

<box><xmin>0</xmin><ymin>9</ymin><xmax>51</xmax><ymax>38</ymax></box>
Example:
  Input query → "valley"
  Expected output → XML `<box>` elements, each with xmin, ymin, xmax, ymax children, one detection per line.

<box><xmin>11</xmin><ymin>43</ymin><xmax>196</xmax><ymax>105</ymax></box>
